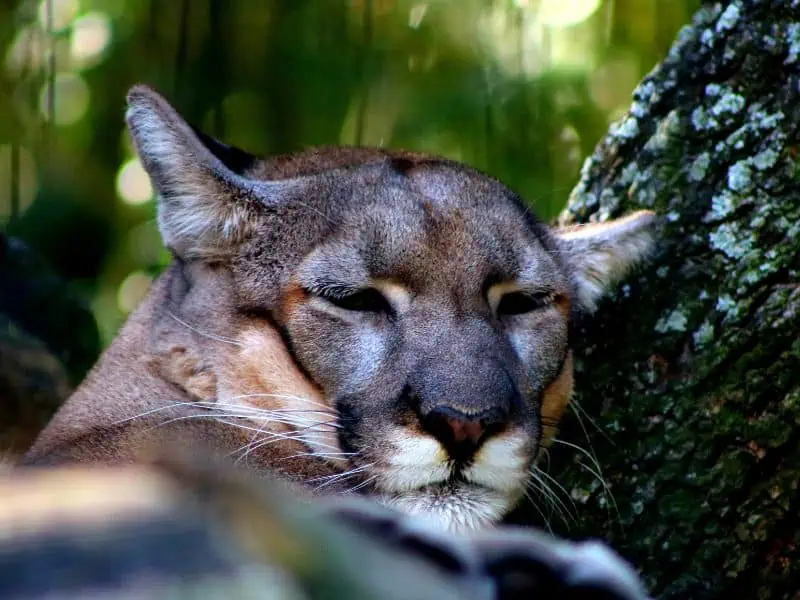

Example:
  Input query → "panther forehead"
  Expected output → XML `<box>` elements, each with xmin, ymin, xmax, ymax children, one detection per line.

<box><xmin>246</xmin><ymin>145</ymin><xmax>548</xmax><ymax>235</ymax></box>
<box><xmin>294</xmin><ymin>197</ymin><xmax>565</xmax><ymax>300</ymax></box>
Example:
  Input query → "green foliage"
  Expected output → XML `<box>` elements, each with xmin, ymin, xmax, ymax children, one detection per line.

<box><xmin>1</xmin><ymin>0</ymin><xmax>696</xmax><ymax>352</ymax></box>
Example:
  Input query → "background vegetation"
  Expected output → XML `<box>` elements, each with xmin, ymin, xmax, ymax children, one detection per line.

<box><xmin>1</xmin><ymin>0</ymin><xmax>699</xmax><ymax>348</ymax></box>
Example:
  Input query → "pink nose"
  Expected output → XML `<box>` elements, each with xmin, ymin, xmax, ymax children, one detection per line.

<box><xmin>421</xmin><ymin>406</ymin><xmax>508</xmax><ymax>462</ymax></box>
<box><xmin>444</xmin><ymin>417</ymin><xmax>485</xmax><ymax>446</ymax></box>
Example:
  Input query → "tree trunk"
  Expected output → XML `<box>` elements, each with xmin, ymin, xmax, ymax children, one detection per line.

<box><xmin>517</xmin><ymin>1</ymin><xmax>799</xmax><ymax>598</ymax></box>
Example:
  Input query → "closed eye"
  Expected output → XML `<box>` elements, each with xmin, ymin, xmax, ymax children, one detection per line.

<box><xmin>322</xmin><ymin>287</ymin><xmax>392</xmax><ymax>314</ymax></box>
<box><xmin>496</xmin><ymin>291</ymin><xmax>554</xmax><ymax>316</ymax></box>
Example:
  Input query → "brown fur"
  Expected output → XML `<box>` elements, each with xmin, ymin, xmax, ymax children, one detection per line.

<box><xmin>21</xmin><ymin>86</ymin><xmax>656</xmax><ymax>530</ymax></box>
<box><xmin>540</xmin><ymin>351</ymin><xmax>575</xmax><ymax>447</ymax></box>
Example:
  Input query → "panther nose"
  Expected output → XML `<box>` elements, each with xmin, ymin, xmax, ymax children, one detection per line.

<box><xmin>422</xmin><ymin>406</ymin><xmax>508</xmax><ymax>462</ymax></box>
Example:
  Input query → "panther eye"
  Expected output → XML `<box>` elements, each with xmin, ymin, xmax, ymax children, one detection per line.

<box><xmin>324</xmin><ymin>288</ymin><xmax>391</xmax><ymax>313</ymax></box>
<box><xmin>496</xmin><ymin>291</ymin><xmax>553</xmax><ymax>316</ymax></box>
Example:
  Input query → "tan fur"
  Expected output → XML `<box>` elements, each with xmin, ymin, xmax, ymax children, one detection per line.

<box><xmin>21</xmin><ymin>86</ymin><xmax>656</xmax><ymax>531</ymax></box>
<box><xmin>540</xmin><ymin>351</ymin><xmax>574</xmax><ymax>448</ymax></box>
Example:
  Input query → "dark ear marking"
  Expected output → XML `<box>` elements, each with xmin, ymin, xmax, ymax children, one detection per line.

<box><xmin>388</xmin><ymin>156</ymin><xmax>416</xmax><ymax>177</ymax></box>
<box><xmin>189</xmin><ymin>126</ymin><xmax>258</xmax><ymax>176</ymax></box>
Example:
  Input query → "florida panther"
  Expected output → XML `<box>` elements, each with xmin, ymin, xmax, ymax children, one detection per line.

<box><xmin>23</xmin><ymin>85</ymin><xmax>655</xmax><ymax>535</ymax></box>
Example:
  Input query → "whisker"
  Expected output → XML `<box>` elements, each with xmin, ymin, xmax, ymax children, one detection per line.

<box><xmin>232</xmin><ymin>408</ymin><xmax>341</xmax><ymax>465</ymax></box>
<box><xmin>551</xmin><ymin>438</ymin><xmax>604</xmax><ymax>476</ymax></box>
<box><xmin>532</xmin><ymin>465</ymin><xmax>578</xmax><ymax>517</ymax></box>
<box><xmin>521</xmin><ymin>488</ymin><xmax>553</xmax><ymax>534</ymax></box>
<box><xmin>279</xmin><ymin>450</ymin><xmax>357</xmax><ymax>461</ymax></box>
<box><xmin>227</xmin><ymin>435</ymin><xmax>291</xmax><ymax>462</ymax></box>
<box><xmin>190</xmin><ymin>401</ymin><xmax>340</xmax><ymax>429</ymax></box>
<box><xmin>525</xmin><ymin>477</ymin><xmax>563</xmax><ymax>525</ymax></box>
<box><xmin>344</xmin><ymin>473</ymin><xmax>379</xmax><ymax>494</ymax></box>
<box><xmin>112</xmin><ymin>401</ymin><xmax>199</xmax><ymax>425</ymax></box>
<box><xmin>150</xmin><ymin>414</ymin><xmax>336</xmax><ymax>453</ymax></box>
<box><xmin>236</xmin><ymin>405</ymin><xmax>286</xmax><ymax>467</ymax></box>
<box><xmin>231</xmin><ymin>425</ymin><xmax>332</xmax><ymax>465</ymax></box>
<box><xmin>528</xmin><ymin>468</ymin><xmax>576</xmax><ymax>527</ymax></box>
<box><xmin>308</xmin><ymin>463</ymin><xmax>373</xmax><ymax>483</ymax></box>
<box><xmin>551</xmin><ymin>437</ymin><xmax>622</xmax><ymax>529</ymax></box>
<box><xmin>232</xmin><ymin>424</ymin><xmax>343</xmax><ymax>460</ymax></box>
<box><xmin>149</xmin><ymin>413</ymin><xmax>296</xmax><ymax>436</ymax></box>
<box><xmin>224</xmin><ymin>392</ymin><xmax>333</xmax><ymax>411</ymax></box>
<box><xmin>167</xmin><ymin>312</ymin><xmax>244</xmax><ymax>347</ymax></box>
<box><xmin>574</xmin><ymin>458</ymin><xmax>622</xmax><ymax>527</ymax></box>
<box><xmin>569</xmin><ymin>400</ymin><xmax>614</xmax><ymax>445</ymax></box>
<box><xmin>190</xmin><ymin>402</ymin><xmax>340</xmax><ymax>431</ymax></box>
<box><xmin>567</xmin><ymin>402</ymin><xmax>612</xmax><ymax>493</ymax></box>
<box><xmin>537</xmin><ymin>446</ymin><xmax>552</xmax><ymax>471</ymax></box>
<box><xmin>310</xmin><ymin>464</ymin><xmax>375</xmax><ymax>491</ymax></box>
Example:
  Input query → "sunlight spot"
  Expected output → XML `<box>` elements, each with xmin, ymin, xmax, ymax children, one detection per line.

<box><xmin>38</xmin><ymin>0</ymin><xmax>80</xmax><ymax>32</ymax></box>
<box><xmin>547</xmin><ymin>24</ymin><xmax>597</xmax><ymax>70</ymax></box>
<box><xmin>5</xmin><ymin>26</ymin><xmax>47</xmax><ymax>75</ymax></box>
<box><xmin>0</xmin><ymin>145</ymin><xmax>38</xmax><ymax>220</ymax></box>
<box><xmin>477</xmin><ymin>4</ymin><xmax>547</xmax><ymax>76</ymax></box>
<box><xmin>408</xmin><ymin>3</ymin><xmax>428</xmax><ymax>29</ymax></box>
<box><xmin>39</xmin><ymin>72</ymin><xmax>90</xmax><ymax>125</ymax></box>
<box><xmin>559</xmin><ymin>124</ymin><xmax>583</xmax><ymax>167</ymax></box>
<box><xmin>71</xmin><ymin>12</ymin><xmax>112</xmax><ymax>67</ymax></box>
<box><xmin>118</xmin><ymin>270</ymin><xmax>153</xmax><ymax>314</ymax></box>
<box><xmin>539</xmin><ymin>0</ymin><xmax>601</xmax><ymax>28</ymax></box>
<box><xmin>116</xmin><ymin>158</ymin><xmax>153</xmax><ymax>205</ymax></box>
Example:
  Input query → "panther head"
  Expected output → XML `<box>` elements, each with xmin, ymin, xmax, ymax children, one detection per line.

<box><xmin>104</xmin><ymin>86</ymin><xmax>654</xmax><ymax>532</ymax></box>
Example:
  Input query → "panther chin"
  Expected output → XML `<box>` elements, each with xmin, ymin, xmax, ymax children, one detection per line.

<box><xmin>377</xmin><ymin>481</ymin><xmax>516</xmax><ymax>533</ymax></box>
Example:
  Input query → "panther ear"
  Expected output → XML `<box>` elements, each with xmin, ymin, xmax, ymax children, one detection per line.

<box><xmin>125</xmin><ymin>85</ymin><xmax>295</xmax><ymax>259</ymax></box>
<box><xmin>553</xmin><ymin>211</ymin><xmax>657</xmax><ymax>313</ymax></box>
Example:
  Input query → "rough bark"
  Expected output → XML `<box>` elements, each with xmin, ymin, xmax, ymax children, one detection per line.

<box><xmin>518</xmin><ymin>1</ymin><xmax>799</xmax><ymax>598</ymax></box>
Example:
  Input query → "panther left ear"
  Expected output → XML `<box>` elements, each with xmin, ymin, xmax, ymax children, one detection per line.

<box><xmin>553</xmin><ymin>211</ymin><xmax>657</xmax><ymax>313</ymax></box>
<box><xmin>125</xmin><ymin>85</ymin><xmax>304</xmax><ymax>260</ymax></box>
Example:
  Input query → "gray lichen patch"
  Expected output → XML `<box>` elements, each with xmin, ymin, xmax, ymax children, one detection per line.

<box><xmin>749</xmin><ymin>105</ymin><xmax>784</xmax><ymax>130</ymax></box>
<box><xmin>751</xmin><ymin>146</ymin><xmax>780</xmax><ymax>170</ymax></box>
<box><xmin>726</xmin><ymin>161</ymin><xmax>753</xmax><ymax>192</ymax></box>
<box><xmin>610</xmin><ymin>116</ymin><xmax>640</xmax><ymax>140</ymax></box>
<box><xmin>691</xmin><ymin>106</ymin><xmax>719</xmax><ymax>131</ymax></box>
<box><xmin>785</xmin><ymin>22</ymin><xmax>800</xmax><ymax>63</ymax></box>
<box><xmin>705</xmin><ymin>190</ymin><xmax>736</xmax><ymax>221</ymax></box>
<box><xmin>688</xmin><ymin>152</ymin><xmax>711</xmax><ymax>182</ymax></box>
<box><xmin>692</xmin><ymin>321</ymin><xmax>715</xmax><ymax>347</ymax></box>
<box><xmin>655</xmin><ymin>309</ymin><xmax>689</xmax><ymax>333</ymax></box>
<box><xmin>716</xmin><ymin>3</ymin><xmax>741</xmax><ymax>33</ymax></box>
<box><xmin>710</xmin><ymin>91</ymin><xmax>746</xmax><ymax>118</ymax></box>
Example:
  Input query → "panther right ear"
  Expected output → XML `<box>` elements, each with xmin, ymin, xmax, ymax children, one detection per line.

<box><xmin>553</xmin><ymin>211</ymin><xmax>657</xmax><ymax>313</ymax></box>
<box><xmin>125</xmin><ymin>85</ymin><xmax>297</xmax><ymax>259</ymax></box>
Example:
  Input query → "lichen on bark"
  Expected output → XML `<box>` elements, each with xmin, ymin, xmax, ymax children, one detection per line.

<box><xmin>511</xmin><ymin>1</ymin><xmax>800</xmax><ymax>598</ymax></box>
